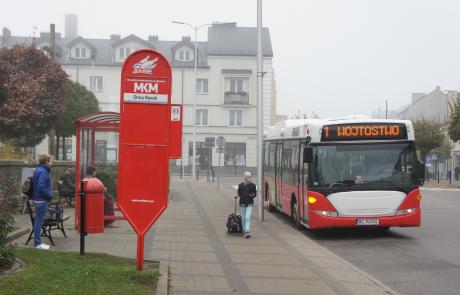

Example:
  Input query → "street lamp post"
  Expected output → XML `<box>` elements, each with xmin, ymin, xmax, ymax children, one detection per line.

<box><xmin>172</xmin><ymin>21</ymin><xmax>210</xmax><ymax>180</ymax></box>
<box><xmin>257</xmin><ymin>0</ymin><xmax>264</xmax><ymax>221</ymax></box>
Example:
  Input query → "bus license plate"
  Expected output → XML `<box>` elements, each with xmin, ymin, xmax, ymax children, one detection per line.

<box><xmin>356</xmin><ymin>219</ymin><xmax>379</xmax><ymax>226</ymax></box>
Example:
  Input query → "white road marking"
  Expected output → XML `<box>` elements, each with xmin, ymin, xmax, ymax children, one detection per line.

<box><xmin>421</xmin><ymin>187</ymin><xmax>460</xmax><ymax>192</ymax></box>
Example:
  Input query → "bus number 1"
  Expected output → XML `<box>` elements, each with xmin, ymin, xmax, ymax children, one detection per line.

<box><xmin>324</xmin><ymin>127</ymin><xmax>329</xmax><ymax>137</ymax></box>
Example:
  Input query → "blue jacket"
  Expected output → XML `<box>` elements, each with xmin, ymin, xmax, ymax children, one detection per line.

<box><xmin>32</xmin><ymin>164</ymin><xmax>52</xmax><ymax>201</ymax></box>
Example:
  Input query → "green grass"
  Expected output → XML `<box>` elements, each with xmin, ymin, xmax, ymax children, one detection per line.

<box><xmin>0</xmin><ymin>248</ymin><xmax>159</xmax><ymax>295</ymax></box>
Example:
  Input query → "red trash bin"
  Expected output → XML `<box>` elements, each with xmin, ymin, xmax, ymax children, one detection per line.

<box><xmin>75</xmin><ymin>178</ymin><xmax>104</xmax><ymax>234</ymax></box>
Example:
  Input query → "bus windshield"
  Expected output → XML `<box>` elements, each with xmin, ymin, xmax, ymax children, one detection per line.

<box><xmin>310</xmin><ymin>142</ymin><xmax>419</xmax><ymax>189</ymax></box>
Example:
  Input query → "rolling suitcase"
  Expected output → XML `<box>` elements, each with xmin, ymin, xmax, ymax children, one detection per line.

<box><xmin>227</xmin><ymin>196</ymin><xmax>242</xmax><ymax>234</ymax></box>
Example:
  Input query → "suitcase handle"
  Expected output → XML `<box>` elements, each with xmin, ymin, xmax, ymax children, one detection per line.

<box><xmin>234</xmin><ymin>195</ymin><xmax>238</xmax><ymax>214</ymax></box>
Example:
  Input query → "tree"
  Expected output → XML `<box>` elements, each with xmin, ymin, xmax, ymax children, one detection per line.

<box><xmin>448</xmin><ymin>94</ymin><xmax>460</xmax><ymax>142</ymax></box>
<box><xmin>413</xmin><ymin>118</ymin><xmax>445</xmax><ymax>161</ymax></box>
<box><xmin>53</xmin><ymin>81</ymin><xmax>99</xmax><ymax>160</ymax></box>
<box><xmin>0</xmin><ymin>45</ymin><xmax>68</xmax><ymax>147</ymax></box>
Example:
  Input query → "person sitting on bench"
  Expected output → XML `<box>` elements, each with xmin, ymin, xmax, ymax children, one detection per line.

<box><xmin>85</xmin><ymin>166</ymin><xmax>118</xmax><ymax>228</ymax></box>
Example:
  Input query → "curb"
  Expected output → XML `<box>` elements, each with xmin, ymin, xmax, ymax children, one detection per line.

<box><xmin>156</xmin><ymin>260</ymin><xmax>169</xmax><ymax>295</ymax></box>
<box><xmin>6</xmin><ymin>227</ymin><xmax>29</xmax><ymax>243</ymax></box>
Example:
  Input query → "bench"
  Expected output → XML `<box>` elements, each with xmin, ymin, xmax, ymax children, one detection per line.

<box><xmin>25</xmin><ymin>187</ymin><xmax>70</xmax><ymax>246</ymax></box>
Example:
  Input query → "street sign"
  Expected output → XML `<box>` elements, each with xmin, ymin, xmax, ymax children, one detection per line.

<box><xmin>118</xmin><ymin>49</ymin><xmax>173</xmax><ymax>270</ymax></box>
<box><xmin>216</xmin><ymin>136</ymin><xmax>225</xmax><ymax>148</ymax></box>
<box><xmin>205</xmin><ymin>137</ymin><xmax>215</xmax><ymax>148</ymax></box>
<box><xmin>169</xmin><ymin>104</ymin><xmax>183</xmax><ymax>159</ymax></box>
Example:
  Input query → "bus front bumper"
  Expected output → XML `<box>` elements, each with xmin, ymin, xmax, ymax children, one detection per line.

<box><xmin>307</xmin><ymin>209</ymin><xmax>421</xmax><ymax>229</ymax></box>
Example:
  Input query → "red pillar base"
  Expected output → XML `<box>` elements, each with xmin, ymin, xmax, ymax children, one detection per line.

<box><xmin>136</xmin><ymin>234</ymin><xmax>145</xmax><ymax>271</ymax></box>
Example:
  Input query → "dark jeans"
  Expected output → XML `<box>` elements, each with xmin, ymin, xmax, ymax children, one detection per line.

<box><xmin>33</xmin><ymin>202</ymin><xmax>48</xmax><ymax>247</ymax></box>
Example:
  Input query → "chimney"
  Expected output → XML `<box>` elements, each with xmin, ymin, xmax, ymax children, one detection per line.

<box><xmin>1</xmin><ymin>27</ymin><xmax>11</xmax><ymax>46</ymax></box>
<box><xmin>182</xmin><ymin>36</ymin><xmax>191</xmax><ymax>42</ymax></box>
<box><xmin>148</xmin><ymin>35</ymin><xmax>159</xmax><ymax>43</ymax></box>
<box><xmin>65</xmin><ymin>14</ymin><xmax>78</xmax><ymax>38</ymax></box>
<box><xmin>411</xmin><ymin>93</ymin><xmax>425</xmax><ymax>104</ymax></box>
<box><xmin>110</xmin><ymin>34</ymin><xmax>121</xmax><ymax>41</ymax></box>
<box><xmin>2</xmin><ymin>27</ymin><xmax>11</xmax><ymax>39</ymax></box>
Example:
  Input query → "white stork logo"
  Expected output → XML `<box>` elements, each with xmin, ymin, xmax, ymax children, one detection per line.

<box><xmin>132</xmin><ymin>55</ymin><xmax>158</xmax><ymax>74</ymax></box>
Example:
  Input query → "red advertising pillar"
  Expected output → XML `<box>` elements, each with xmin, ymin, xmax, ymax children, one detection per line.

<box><xmin>118</xmin><ymin>50</ymin><xmax>173</xmax><ymax>270</ymax></box>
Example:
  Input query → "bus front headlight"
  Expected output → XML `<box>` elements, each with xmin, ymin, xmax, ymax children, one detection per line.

<box><xmin>395</xmin><ymin>208</ymin><xmax>417</xmax><ymax>216</ymax></box>
<box><xmin>313</xmin><ymin>210</ymin><xmax>338</xmax><ymax>217</ymax></box>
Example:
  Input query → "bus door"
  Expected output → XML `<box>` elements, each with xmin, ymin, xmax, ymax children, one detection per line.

<box><xmin>299</xmin><ymin>142</ymin><xmax>308</xmax><ymax>223</ymax></box>
<box><xmin>275</xmin><ymin>141</ymin><xmax>283</xmax><ymax>209</ymax></box>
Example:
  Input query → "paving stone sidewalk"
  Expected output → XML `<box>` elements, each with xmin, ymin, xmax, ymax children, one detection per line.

<box><xmin>14</xmin><ymin>177</ymin><xmax>398</xmax><ymax>295</ymax></box>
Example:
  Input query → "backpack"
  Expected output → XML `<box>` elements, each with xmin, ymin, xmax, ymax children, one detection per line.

<box><xmin>21</xmin><ymin>176</ymin><xmax>33</xmax><ymax>198</ymax></box>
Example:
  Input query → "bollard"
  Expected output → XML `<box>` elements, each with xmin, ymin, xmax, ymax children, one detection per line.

<box><xmin>80</xmin><ymin>180</ymin><xmax>86</xmax><ymax>255</ymax></box>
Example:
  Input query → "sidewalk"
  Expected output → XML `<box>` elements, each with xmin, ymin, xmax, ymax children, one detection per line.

<box><xmin>422</xmin><ymin>179</ymin><xmax>460</xmax><ymax>189</ymax></box>
<box><xmin>13</xmin><ymin>177</ymin><xmax>397</xmax><ymax>295</ymax></box>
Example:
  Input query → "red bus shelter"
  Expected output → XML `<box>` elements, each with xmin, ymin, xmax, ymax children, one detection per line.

<box><xmin>74</xmin><ymin>112</ymin><xmax>123</xmax><ymax>228</ymax></box>
<box><xmin>74</xmin><ymin>112</ymin><xmax>120</xmax><ymax>189</ymax></box>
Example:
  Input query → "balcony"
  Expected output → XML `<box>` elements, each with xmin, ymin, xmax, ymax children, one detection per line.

<box><xmin>224</xmin><ymin>92</ymin><xmax>249</xmax><ymax>105</ymax></box>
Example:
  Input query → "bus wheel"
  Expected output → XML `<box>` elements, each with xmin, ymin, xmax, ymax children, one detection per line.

<box><xmin>291</xmin><ymin>200</ymin><xmax>301</xmax><ymax>228</ymax></box>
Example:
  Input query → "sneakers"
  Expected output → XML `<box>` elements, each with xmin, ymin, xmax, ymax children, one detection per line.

<box><xmin>35</xmin><ymin>243</ymin><xmax>50</xmax><ymax>250</ymax></box>
<box><xmin>243</xmin><ymin>232</ymin><xmax>251</xmax><ymax>239</ymax></box>
<box><xmin>105</xmin><ymin>222</ymin><xmax>119</xmax><ymax>228</ymax></box>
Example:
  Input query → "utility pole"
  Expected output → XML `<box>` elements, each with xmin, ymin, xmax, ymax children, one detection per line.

<box><xmin>172</xmin><ymin>21</ymin><xmax>213</xmax><ymax>180</ymax></box>
<box><xmin>257</xmin><ymin>0</ymin><xmax>264</xmax><ymax>221</ymax></box>
<box><xmin>48</xmin><ymin>23</ymin><xmax>56</xmax><ymax>159</ymax></box>
<box><xmin>385</xmin><ymin>100</ymin><xmax>388</xmax><ymax>119</ymax></box>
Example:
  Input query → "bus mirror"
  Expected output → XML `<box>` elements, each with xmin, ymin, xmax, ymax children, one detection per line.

<box><xmin>303</xmin><ymin>147</ymin><xmax>313</xmax><ymax>163</ymax></box>
<box><xmin>416</xmin><ymin>161</ymin><xmax>425</xmax><ymax>181</ymax></box>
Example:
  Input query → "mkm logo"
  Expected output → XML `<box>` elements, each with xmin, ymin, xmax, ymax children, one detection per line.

<box><xmin>134</xmin><ymin>82</ymin><xmax>159</xmax><ymax>93</ymax></box>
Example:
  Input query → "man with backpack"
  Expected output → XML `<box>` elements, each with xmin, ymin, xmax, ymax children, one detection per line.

<box><xmin>237</xmin><ymin>171</ymin><xmax>257</xmax><ymax>238</ymax></box>
<box><xmin>32</xmin><ymin>153</ymin><xmax>53</xmax><ymax>250</ymax></box>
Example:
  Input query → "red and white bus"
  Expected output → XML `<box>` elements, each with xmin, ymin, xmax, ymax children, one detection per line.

<box><xmin>263</xmin><ymin>118</ymin><xmax>423</xmax><ymax>229</ymax></box>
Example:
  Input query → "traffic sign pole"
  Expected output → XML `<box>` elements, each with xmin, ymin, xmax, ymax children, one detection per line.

<box><xmin>136</xmin><ymin>234</ymin><xmax>145</xmax><ymax>271</ymax></box>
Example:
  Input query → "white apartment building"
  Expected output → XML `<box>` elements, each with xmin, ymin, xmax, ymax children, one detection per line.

<box><xmin>400</xmin><ymin>86</ymin><xmax>460</xmax><ymax>174</ymax></box>
<box><xmin>1</xmin><ymin>22</ymin><xmax>277</xmax><ymax>169</ymax></box>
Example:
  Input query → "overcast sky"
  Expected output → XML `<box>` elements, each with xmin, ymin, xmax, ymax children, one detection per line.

<box><xmin>2</xmin><ymin>0</ymin><xmax>460</xmax><ymax>118</ymax></box>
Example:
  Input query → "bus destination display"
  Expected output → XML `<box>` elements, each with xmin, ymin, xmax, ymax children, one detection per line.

<box><xmin>321</xmin><ymin>123</ymin><xmax>407</xmax><ymax>141</ymax></box>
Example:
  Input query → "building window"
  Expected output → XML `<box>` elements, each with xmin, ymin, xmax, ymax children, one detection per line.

<box><xmin>74</xmin><ymin>47</ymin><xmax>87</xmax><ymax>58</ymax></box>
<box><xmin>89</xmin><ymin>76</ymin><xmax>103</xmax><ymax>91</ymax></box>
<box><xmin>229</xmin><ymin>79</ymin><xmax>244</xmax><ymax>93</ymax></box>
<box><xmin>196</xmin><ymin>109</ymin><xmax>208</xmax><ymax>126</ymax></box>
<box><xmin>41</xmin><ymin>46</ymin><xmax>50</xmax><ymax>58</ymax></box>
<box><xmin>178</xmin><ymin>49</ymin><xmax>192</xmax><ymax>61</ymax></box>
<box><xmin>58</xmin><ymin>138</ymin><xmax>73</xmax><ymax>160</ymax></box>
<box><xmin>229</xmin><ymin>110</ymin><xmax>243</xmax><ymax>127</ymax></box>
<box><xmin>196</xmin><ymin>79</ymin><xmax>209</xmax><ymax>94</ymax></box>
<box><xmin>225</xmin><ymin>142</ymin><xmax>246</xmax><ymax>167</ymax></box>
<box><xmin>119</xmin><ymin>47</ymin><xmax>131</xmax><ymax>59</ymax></box>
